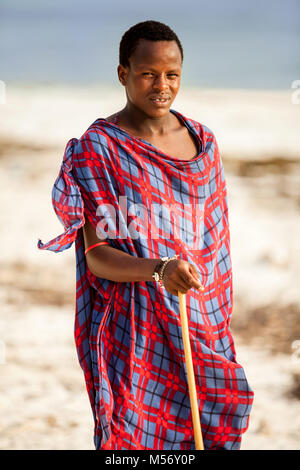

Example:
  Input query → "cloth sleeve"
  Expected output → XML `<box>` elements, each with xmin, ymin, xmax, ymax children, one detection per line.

<box><xmin>37</xmin><ymin>137</ymin><xmax>109</xmax><ymax>253</ymax></box>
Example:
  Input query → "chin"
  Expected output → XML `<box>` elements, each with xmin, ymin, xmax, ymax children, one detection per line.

<box><xmin>144</xmin><ymin>105</ymin><xmax>172</xmax><ymax>119</ymax></box>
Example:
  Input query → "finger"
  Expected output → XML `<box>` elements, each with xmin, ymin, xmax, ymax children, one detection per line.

<box><xmin>173</xmin><ymin>278</ymin><xmax>189</xmax><ymax>294</ymax></box>
<box><xmin>189</xmin><ymin>265</ymin><xmax>201</xmax><ymax>282</ymax></box>
<box><xmin>179</xmin><ymin>271</ymin><xmax>203</xmax><ymax>290</ymax></box>
<box><xmin>166</xmin><ymin>279</ymin><xmax>189</xmax><ymax>295</ymax></box>
<box><xmin>188</xmin><ymin>266</ymin><xmax>205</xmax><ymax>290</ymax></box>
<box><xmin>164</xmin><ymin>285</ymin><xmax>182</xmax><ymax>296</ymax></box>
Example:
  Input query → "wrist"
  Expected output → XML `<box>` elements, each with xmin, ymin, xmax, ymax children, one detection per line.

<box><xmin>134</xmin><ymin>257</ymin><xmax>161</xmax><ymax>282</ymax></box>
<box><xmin>152</xmin><ymin>255</ymin><xmax>179</xmax><ymax>287</ymax></box>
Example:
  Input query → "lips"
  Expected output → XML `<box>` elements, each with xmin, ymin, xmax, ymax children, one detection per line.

<box><xmin>149</xmin><ymin>96</ymin><xmax>170</xmax><ymax>105</ymax></box>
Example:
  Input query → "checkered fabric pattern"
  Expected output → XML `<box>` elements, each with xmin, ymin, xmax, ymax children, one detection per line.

<box><xmin>37</xmin><ymin>109</ymin><xmax>254</xmax><ymax>450</ymax></box>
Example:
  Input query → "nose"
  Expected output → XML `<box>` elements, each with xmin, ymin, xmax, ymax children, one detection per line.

<box><xmin>153</xmin><ymin>74</ymin><xmax>169</xmax><ymax>91</ymax></box>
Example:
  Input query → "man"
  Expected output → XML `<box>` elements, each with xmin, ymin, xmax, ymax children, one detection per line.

<box><xmin>38</xmin><ymin>20</ymin><xmax>254</xmax><ymax>450</ymax></box>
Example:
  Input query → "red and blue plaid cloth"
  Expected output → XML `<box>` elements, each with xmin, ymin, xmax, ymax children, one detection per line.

<box><xmin>37</xmin><ymin>109</ymin><xmax>254</xmax><ymax>450</ymax></box>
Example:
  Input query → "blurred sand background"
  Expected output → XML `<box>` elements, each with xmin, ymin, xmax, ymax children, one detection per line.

<box><xmin>0</xmin><ymin>84</ymin><xmax>300</xmax><ymax>450</ymax></box>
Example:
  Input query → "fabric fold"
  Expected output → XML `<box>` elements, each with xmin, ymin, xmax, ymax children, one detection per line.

<box><xmin>37</xmin><ymin>138</ymin><xmax>85</xmax><ymax>252</ymax></box>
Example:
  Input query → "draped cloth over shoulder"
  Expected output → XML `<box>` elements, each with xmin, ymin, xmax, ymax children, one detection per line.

<box><xmin>37</xmin><ymin>109</ymin><xmax>254</xmax><ymax>450</ymax></box>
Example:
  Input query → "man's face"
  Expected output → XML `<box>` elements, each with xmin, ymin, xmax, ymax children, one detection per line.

<box><xmin>118</xmin><ymin>39</ymin><xmax>182</xmax><ymax>119</ymax></box>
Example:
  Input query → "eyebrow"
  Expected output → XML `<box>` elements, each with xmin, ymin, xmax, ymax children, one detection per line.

<box><xmin>135</xmin><ymin>66</ymin><xmax>181</xmax><ymax>72</ymax></box>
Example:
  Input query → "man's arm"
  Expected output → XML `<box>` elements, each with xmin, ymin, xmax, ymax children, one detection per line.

<box><xmin>83</xmin><ymin>218</ymin><xmax>203</xmax><ymax>294</ymax></box>
<box><xmin>83</xmin><ymin>218</ymin><xmax>160</xmax><ymax>282</ymax></box>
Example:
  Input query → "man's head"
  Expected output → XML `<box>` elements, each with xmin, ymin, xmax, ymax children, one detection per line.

<box><xmin>118</xmin><ymin>21</ymin><xmax>184</xmax><ymax>119</ymax></box>
<box><xmin>119</xmin><ymin>20</ymin><xmax>183</xmax><ymax>68</ymax></box>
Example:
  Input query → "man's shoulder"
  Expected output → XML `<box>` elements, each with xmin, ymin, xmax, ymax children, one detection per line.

<box><xmin>77</xmin><ymin>118</ymin><xmax>118</xmax><ymax>148</ymax></box>
<box><xmin>173</xmin><ymin>109</ymin><xmax>216</xmax><ymax>141</ymax></box>
<box><xmin>83</xmin><ymin>117</ymin><xmax>111</xmax><ymax>135</ymax></box>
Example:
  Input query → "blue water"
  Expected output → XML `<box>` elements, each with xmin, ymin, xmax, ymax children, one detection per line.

<box><xmin>0</xmin><ymin>0</ymin><xmax>299</xmax><ymax>89</ymax></box>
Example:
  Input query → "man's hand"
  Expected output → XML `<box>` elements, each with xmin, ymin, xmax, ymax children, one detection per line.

<box><xmin>162</xmin><ymin>259</ymin><xmax>205</xmax><ymax>296</ymax></box>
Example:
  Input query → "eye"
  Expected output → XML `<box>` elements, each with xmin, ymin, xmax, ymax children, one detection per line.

<box><xmin>142</xmin><ymin>72</ymin><xmax>154</xmax><ymax>76</ymax></box>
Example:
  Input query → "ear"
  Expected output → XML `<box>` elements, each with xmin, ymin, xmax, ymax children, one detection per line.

<box><xmin>117</xmin><ymin>64</ymin><xmax>129</xmax><ymax>86</ymax></box>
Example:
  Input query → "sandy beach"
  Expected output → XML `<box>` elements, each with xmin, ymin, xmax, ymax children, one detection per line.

<box><xmin>0</xmin><ymin>84</ymin><xmax>299</xmax><ymax>449</ymax></box>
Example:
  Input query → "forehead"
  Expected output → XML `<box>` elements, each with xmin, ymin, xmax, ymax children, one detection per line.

<box><xmin>129</xmin><ymin>39</ymin><xmax>182</xmax><ymax>68</ymax></box>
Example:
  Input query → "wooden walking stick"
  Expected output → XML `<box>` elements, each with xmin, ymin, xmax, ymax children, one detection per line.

<box><xmin>178</xmin><ymin>291</ymin><xmax>204</xmax><ymax>450</ymax></box>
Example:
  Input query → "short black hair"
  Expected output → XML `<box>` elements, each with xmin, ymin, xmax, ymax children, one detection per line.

<box><xmin>119</xmin><ymin>20</ymin><xmax>183</xmax><ymax>68</ymax></box>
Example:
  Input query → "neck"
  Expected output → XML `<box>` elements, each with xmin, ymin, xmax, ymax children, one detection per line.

<box><xmin>118</xmin><ymin>103</ymin><xmax>174</xmax><ymax>137</ymax></box>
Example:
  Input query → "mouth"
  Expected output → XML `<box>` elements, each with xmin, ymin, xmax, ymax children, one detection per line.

<box><xmin>149</xmin><ymin>96</ymin><xmax>170</xmax><ymax>106</ymax></box>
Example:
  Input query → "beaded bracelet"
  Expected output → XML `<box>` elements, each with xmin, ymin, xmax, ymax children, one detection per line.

<box><xmin>158</xmin><ymin>254</ymin><xmax>179</xmax><ymax>288</ymax></box>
